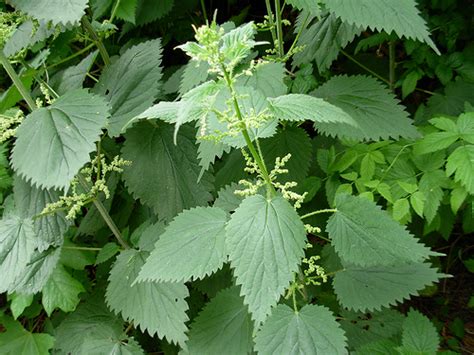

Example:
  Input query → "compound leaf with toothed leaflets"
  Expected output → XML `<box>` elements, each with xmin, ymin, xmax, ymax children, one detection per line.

<box><xmin>333</xmin><ymin>262</ymin><xmax>441</xmax><ymax>312</ymax></box>
<box><xmin>106</xmin><ymin>249</ymin><xmax>189</xmax><ymax>345</ymax></box>
<box><xmin>137</xmin><ymin>207</ymin><xmax>228</xmax><ymax>283</ymax></box>
<box><xmin>11</xmin><ymin>89</ymin><xmax>109</xmax><ymax>190</ymax></box>
<box><xmin>446</xmin><ymin>145</ymin><xmax>474</xmax><ymax>194</ymax></box>
<box><xmin>121</xmin><ymin>122</ymin><xmax>213</xmax><ymax>221</ymax></box>
<box><xmin>9</xmin><ymin>0</ymin><xmax>88</xmax><ymax>25</ymax></box>
<box><xmin>312</xmin><ymin>75</ymin><xmax>420</xmax><ymax>141</ymax></box>
<box><xmin>93</xmin><ymin>39</ymin><xmax>163</xmax><ymax>137</ymax></box>
<box><xmin>184</xmin><ymin>286</ymin><xmax>253</xmax><ymax>355</ymax></box>
<box><xmin>324</xmin><ymin>0</ymin><xmax>439</xmax><ymax>53</ymax></box>
<box><xmin>226</xmin><ymin>195</ymin><xmax>306</xmax><ymax>324</ymax></box>
<box><xmin>254</xmin><ymin>304</ymin><xmax>347</xmax><ymax>354</ymax></box>
<box><xmin>327</xmin><ymin>194</ymin><xmax>434</xmax><ymax>267</ymax></box>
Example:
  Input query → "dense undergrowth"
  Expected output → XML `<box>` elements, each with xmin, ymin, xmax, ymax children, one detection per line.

<box><xmin>0</xmin><ymin>0</ymin><xmax>473</xmax><ymax>353</ymax></box>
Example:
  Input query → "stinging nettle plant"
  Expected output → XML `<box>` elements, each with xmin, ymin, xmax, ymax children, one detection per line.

<box><xmin>0</xmin><ymin>0</ymin><xmax>452</xmax><ymax>354</ymax></box>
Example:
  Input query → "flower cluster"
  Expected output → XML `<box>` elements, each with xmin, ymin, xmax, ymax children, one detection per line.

<box><xmin>0</xmin><ymin>109</ymin><xmax>24</xmax><ymax>143</ymax></box>
<box><xmin>302</xmin><ymin>255</ymin><xmax>328</xmax><ymax>286</ymax></box>
<box><xmin>40</xmin><ymin>155</ymin><xmax>131</xmax><ymax>220</ymax></box>
<box><xmin>0</xmin><ymin>11</ymin><xmax>25</xmax><ymax>47</ymax></box>
<box><xmin>235</xmin><ymin>151</ymin><xmax>307</xmax><ymax>208</ymax></box>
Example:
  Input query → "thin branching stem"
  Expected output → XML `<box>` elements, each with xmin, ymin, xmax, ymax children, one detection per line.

<box><xmin>300</xmin><ymin>208</ymin><xmax>337</xmax><ymax>220</ymax></box>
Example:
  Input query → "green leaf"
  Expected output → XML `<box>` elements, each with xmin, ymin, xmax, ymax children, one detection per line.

<box><xmin>50</xmin><ymin>51</ymin><xmax>99</xmax><ymax>96</ymax></box>
<box><xmin>0</xmin><ymin>314</ymin><xmax>54</xmax><ymax>354</ymax></box>
<box><xmin>94</xmin><ymin>39</ymin><xmax>163</xmax><ymax>136</ymax></box>
<box><xmin>419</xmin><ymin>170</ymin><xmax>445</xmax><ymax>223</ymax></box>
<box><xmin>54</xmin><ymin>297</ymin><xmax>128</xmax><ymax>354</ymax></box>
<box><xmin>392</xmin><ymin>198</ymin><xmax>410</xmax><ymax>222</ymax></box>
<box><xmin>10</xmin><ymin>246</ymin><xmax>62</xmax><ymax>295</ymax></box>
<box><xmin>287</xmin><ymin>0</ymin><xmax>322</xmax><ymax>15</ymax></box>
<box><xmin>268</xmin><ymin>94</ymin><xmax>356</xmax><ymax>125</ymax></box>
<box><xmin>9</xmin><ymin>0</ymin><xmax>88</xmax><ymax>25</ymax></box>
<box><xmin>355</xmin><ymin>339</ymin><xmax>399</xmax><ymax>355</ymax></box>
<box><xmin>11</xmin><ymin>89</ymin><xmax>109</xmax><ymax>190</ymax></box>
<box><xmin>41</xmin><ymin>264</ymin><xmax>84</xmax><ymax>315</ymax></box>
<box><xmin>138</xmin><ymin>206</ymin><xmax>228</xmax><ymax>283</ymax></box>
<box><xmin>399</xmin><ymin>309</ymin><xmax>440</xmax><ymax>354</ymax></box>
<box><xmin>260</xmin><ymin>126</ymin><xmax>312</xmax><ymax>184</ymax></box>
<box><xmin>214</xmin><ymin>183</ymin><xmax>245</xmax><ymax>213</ymax></box>
<box><xmin>14</xmin><ymin>175</ymin><xmax>69</xmax><ymax>251</ymax></box>
<box><xmin>313</xmin><ymin>75</ymin><xmax>420</xmax><ymax>141</ymax></box>
<box><xmin>325</xmin><ymin>0</ymin><xmax>438</xmax><ymax>53</ymax></box>
<box><xmin>402</xmin><ymin>71</ymin><xmax>421</xmax><ymax>98</ymax></box>
<box><xmin>410</xmin><ymin>191</ymin><xmax>425</xmax><ymax>217</ymax></box>
<box><xmin>106</xmin><ymin>249</ymin><xmax>189</xmax><ymax>345</ymax></box>
<box><xmin>95</xmin><ymin>242</ymin><xmax>120</xmax><ymax>264</ymax></box>
<box><xmin>3</xmin><ymin>20</ymin><xmax>56</xmax><ymax>58</ymax></box>
<box><xmin>9</xmin><ymin>293</ymin><xmax>34</xmax><ymax>320</ymax></box>
<box><xmin>327</xmin><ymin>194</ymin><xmax>433</xmax><ymax>267</ymax></box>
<box><xmin>293</xmin><ymin>12</ymin><xmax>363</xmax><ymax>73</ymax></box>
<box><xmin>236</xmin><ymin>62</ymin><xmax>287</xmax><ymax>98</ymax></box>
<box><xmin>179</xmin><ymin>60</ymin><xmax>210</xmax><ymax>96</ymax></box>
<box><xmin>184</xmin><ymin>287</ymin><xmax>253</xmax><ymax>355</ymax></box>
<box><xmin>226</xmin><ymin>195</ymin><xmax>306</xmax><ymax>323</ymax></box>
<box><xmin>115</xmin><ymin>0</ymin><xmax>137</xmax><ymax>23</ymax></box>
<box><xmin>254</xmin><ymin>304</ymin><xmax>347</xmax><ymax>354</ymax></box>
<box><xmin>414</xmin><ymin>132</ymin><xmax>459</xmax><ymax>155</ymax></box>
<box><xmin>340</xmin><ymin>309</ymin><xmax>404</xmax><ymax>350</ymax></box>
<box><xmin>121</xmin><ymin>122</ymin><xmax>213</xmax><ymax>221</ymax></box>
<box><xmin>333</xmin><ymin>262</ymin><xmax>441</xmax><ymax>312</ymax></box>
<box><xmin>0</xmin><ymin>214</ymin><xmax>36</xmax><ymax>293</ymax></box>
<box><xmin>446</xmin><ymin>145</ymin><xmax>474</xmax><ymax>194</ymax></box>
<box><xmin>136</xmin><ymin>222</ymin><xmax>165</xmax><ymax>252</ymax></box>
<box><xmin>135</xmin><ymin>0</ymin><xmax>174</xmax><ymax>25</ymax></box>
<box><xmin>450</xmin><ymin>186</ymin><xmax>467</xmax><ymax>214</ymax></box>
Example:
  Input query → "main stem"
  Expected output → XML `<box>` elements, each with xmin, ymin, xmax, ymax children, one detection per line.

<box><xmin>78</xmin><ymin>175</ymin><xmax>129</xmax><ymax>249</ymax></box>
<box><xmin>220</xmin><ymin>64</ymin><xmax>275</xmax><ymax>197</ymax></box>
<box><xmin>82</xmin><ymin>17</ymin><xmax>111</xmax><ymax>67</ymax></box>
<box><xmin>0</xmin><ymin>50</ymin><xmax>36</xmax><ymax>111</ymax></box>
<box><xmin>274</xmin><ymin>0</ymin><xmax>284</xmax><ymax>58</ymax></box>
<box><xmin>264</xmin><ymin>0</ymin><xmax>277</xmax><ymax>47</ymax></box>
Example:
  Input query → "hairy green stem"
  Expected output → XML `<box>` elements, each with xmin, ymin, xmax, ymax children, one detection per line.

<box><xmin>221</xmin><ymin>64</ymin><xmax>275</xmax><ymax>197</ymax></box>
<box><xmin>109</xmin><ymin>0</ymin><xmax>122</xmax><ymax>23</ymax></box>
<box><xmin>0</xmin><ymin>50</ymin><xmax>36</xmax><ymax>111</ymax></box>
<box><xmin>389</xmin><ymin>41</ymin><xmax>396</xmax><ymax>91</ymax></box>
<box><xmin>78</xmin><ymin>175</ymin><xmax>129</xmax><ymax>249</ymax></box>
<box><xmin>274</xmin><ymin>0</ymin><xmax>284</xmax><ymax>58</ymax></box>
<box><xmin>63</xmin><ymin>246</ymin><xmax>102</xmax><ymax>251</ymax></box>
<box><xmin>82</xmin><ymin>17</ymin><xmax>111</xmax><ymax>67</ymax></box>
<box><xmin>300</xmin><ymin>208</ymin><xmax>337</xmax><ymax>220</ymax></box>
